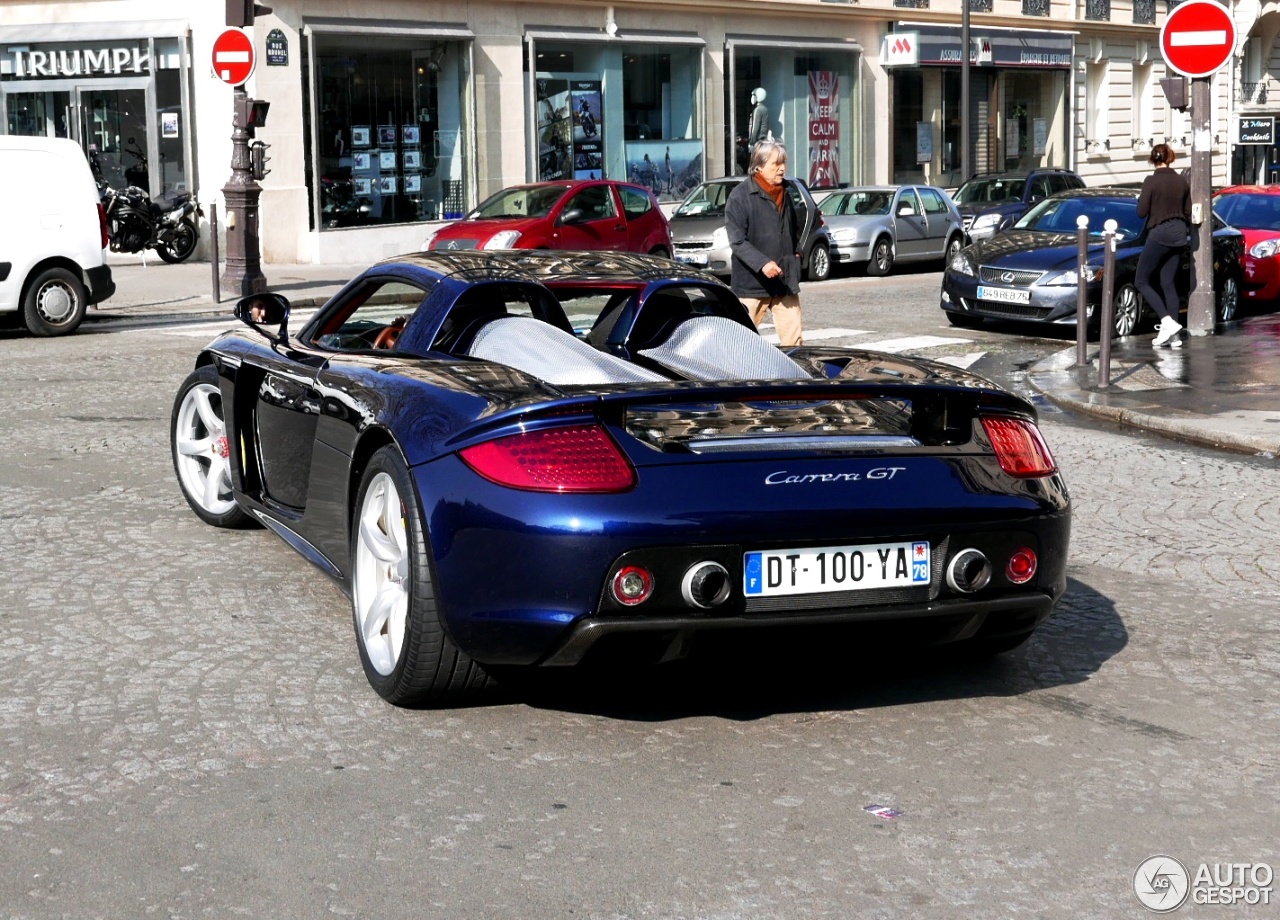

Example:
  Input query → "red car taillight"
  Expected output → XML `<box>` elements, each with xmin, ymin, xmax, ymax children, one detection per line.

<box><xmin>459</xmin><ymin>424</ymin><xmax>636</xmax><ymax>493</ymax></box>
<box><xmin>981</xmin><ymin>416</ymin><xmax>1057</xmax><ymax>478</ymax></box>
<box><xmin>97</xmin><ymin>202</ymin><xmax>109</xmax><ymax>249</ymax></box>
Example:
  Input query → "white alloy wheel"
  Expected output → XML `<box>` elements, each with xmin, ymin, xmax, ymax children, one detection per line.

<box><xmin>353</xmin><ymin>471</ymin><xmax>410</xmax><ymax>676</ymax></box>
<box><xmin>174</xmin><ymin>380</ymin><xmax>238</xmax><ymax>518</ymax></box>
<box><xmin>1113</xmin><ymin>283</ymin><xmax>1143</xmax><ymax>338</ymax></box>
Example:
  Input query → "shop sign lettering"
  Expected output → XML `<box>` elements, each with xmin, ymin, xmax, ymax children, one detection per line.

<box><xmin>5</xmin><ymin>46</ymin><xmax>150</xmax><ymax>78</ymax></box>
<box><xmin>1237</xmin><ymin>116</ymin><xmax>1275</xmax><ymax>145</ymax></box>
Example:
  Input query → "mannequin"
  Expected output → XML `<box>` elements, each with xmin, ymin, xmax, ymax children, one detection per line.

<box><xmin>748</xmin><ymin>87</ymin><xmax>771</xmax><ymax>146</ymax></box>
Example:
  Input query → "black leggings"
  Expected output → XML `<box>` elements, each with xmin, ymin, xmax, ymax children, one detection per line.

<box><xmin>1135</xmin><ymin>220</ymin><xmax>1188</xmax><ymax>322</ymax></box>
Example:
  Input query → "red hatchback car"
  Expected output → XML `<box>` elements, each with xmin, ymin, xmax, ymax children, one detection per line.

<box><xmin>1213</xmin><ymin>185</ymin><xmax>1280</xmax><ymax>306</ymax></box>
<box><xmin>423</xmin><ymin>179</ymin><xmax>673</xmax><ymax>257</ymax></box>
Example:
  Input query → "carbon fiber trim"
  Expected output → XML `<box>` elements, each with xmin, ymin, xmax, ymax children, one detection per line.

<box><xmin>638</xmin><ymin>316</ymin><xmax>812</xmax><ymax>381</ymax></box>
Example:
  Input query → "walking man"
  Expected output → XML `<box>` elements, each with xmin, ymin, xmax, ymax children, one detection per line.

<box><xmin>726</xmin><ymin>138</ymin><xmax>804</xmax><ymax>346</ymax></box>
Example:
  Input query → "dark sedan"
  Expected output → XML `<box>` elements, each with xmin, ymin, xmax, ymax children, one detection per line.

<box><xmin>940</xmin><ymin>188</ymin><xmax>1244</xmax><ymax>337</ymax></box>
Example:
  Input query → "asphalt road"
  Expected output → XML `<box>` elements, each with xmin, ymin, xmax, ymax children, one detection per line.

<box><xmin>1</xmin><ymin>272</ymin><xmax>1277</xmax><ymax>918</ymax></box>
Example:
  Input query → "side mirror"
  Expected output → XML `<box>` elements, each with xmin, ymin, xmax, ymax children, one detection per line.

<box><xmin>559</xmin><ymin>207</ymin><xmax>586</xmax><ymax>225</ymax></box>
<box><xmin>896</xmin><ymin>203</ymin><xmax>916</xmax><ymax>217</ymax></box>
<box><xmin>235</xmin><ymin>292</ymin><xmax>291</xmax><ymax>344</ymax></box>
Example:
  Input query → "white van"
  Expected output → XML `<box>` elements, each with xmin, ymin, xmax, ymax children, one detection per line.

<box><xmin>0</xmin><ymin>136</ymin><xmax>114</xmax><ymax>336</ymax></box>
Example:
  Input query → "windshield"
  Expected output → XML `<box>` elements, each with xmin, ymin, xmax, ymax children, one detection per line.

<box><xmin>1014</xmin><ymin>196</ymin><xmax>1146</xmax><ymax>240</ymax></box>
<box><xmin>953</xmin><ymin>177</ymin><xmax>1025</xmax><ymax>205</ymax></box>
<box><xmin>1213</xmin><ymin>193</ymin><xmax>1280</xmax><ymax>231</ymax></box>
<box><xmin>469</xmin><ymin>185</ymin><xmax>570</xmax><ymax>219</ymax></box>
<box><xmin>820</xmin><ymin>191</ymin><xmax>892</xmax><ymax>217</ymax></box>
<box><xmin>673</xmin><ymin>182</ymin><xmax>733</xmax><ymax>217</ymax></box>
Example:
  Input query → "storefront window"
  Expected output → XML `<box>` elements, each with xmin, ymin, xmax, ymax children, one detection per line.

<box><xmin>308</xmin><ymin>33</ymin><xmax>471</xmax><ymax>229</ymax></box>
<box><xmin>729</xmin><ymin>47</ymin><xmax>858</xmax><ymax>192</ymax></box>
<box><xmin>531</xmin><ymin>41</ymin><xmax>702</xmax><ymax>204</ymax></box>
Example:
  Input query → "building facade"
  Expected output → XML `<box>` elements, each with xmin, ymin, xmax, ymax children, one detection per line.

<box><xmin>0</xmin><ymin>0</ymin><xmax>1243</xmax><ymax>265</ymax></box>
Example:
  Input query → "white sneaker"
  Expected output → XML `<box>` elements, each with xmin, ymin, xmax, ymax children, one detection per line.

<box><xmin>1152</xmin><ymin>316</ymin><xmax>1183</xmax><ymax>347</ymax></box>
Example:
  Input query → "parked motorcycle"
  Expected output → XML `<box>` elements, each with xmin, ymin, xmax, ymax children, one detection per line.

<box><xmin>89</xmin><ymin>141</ymin><xmax>201</xmax><ymax>264</ymax></box>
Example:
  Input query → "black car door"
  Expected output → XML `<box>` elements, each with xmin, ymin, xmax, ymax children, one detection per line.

<box><xmin>253</xmin><ymin>276</ymin><xmax>432</xmax><ymax>511</ymax></box>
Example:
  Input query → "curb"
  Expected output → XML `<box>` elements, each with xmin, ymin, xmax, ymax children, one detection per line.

<box><xmin>1028</xmin><ymin>348</ymin><xmax>1280</xmax><ymax>458</ymax></box>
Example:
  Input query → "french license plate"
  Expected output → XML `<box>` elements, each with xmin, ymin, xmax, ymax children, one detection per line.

<box><xmin>977</xmin><ymin>285</ymin><xmax>1031</xmax><ymax>305</ymax></box>
<box><xmin>675</xmin><ymin>252</ymin><xmax>709</xmax><ymax>266</ymax></box>
<box><xmin>744</xmin><ymin>540</ymin><xmax>930</xmax><ymax>597</ymax></box>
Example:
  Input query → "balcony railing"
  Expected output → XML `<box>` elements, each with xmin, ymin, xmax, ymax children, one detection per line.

<box><xmin>1133</xmin><ymin>0</ymin><xmax>1156</xmax><ymax>23</ymax></box>
<box><xmin>893</xmin><ymin>0</ymin><xmax>930</xmax><ymax>8</ymax></box>
<box><xmin>1022</xmin><ymin>0</ymin><xmax>1051</xmax><ymax>16</ymax></box>
<box><xmin>1086</xmin><ymin>0</ymin><xmax>1111</xmax><ymax>20</ymax></box>
<box><xmin>1240</xmin><ymin>82</ymin><xmax>1269</xmax><ymax>105</ymax></box>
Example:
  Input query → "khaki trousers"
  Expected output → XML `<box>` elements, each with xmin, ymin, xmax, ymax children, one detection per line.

<box><xmin>743</xmin><ymin>294</ymin><xmax>803</xmax><ymax>347</ymax></box>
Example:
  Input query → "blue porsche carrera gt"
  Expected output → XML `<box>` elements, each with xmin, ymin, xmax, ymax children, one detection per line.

<box><xmin>171</xmin><ymin>250</ymin><xmax>1071</xmax><ymax>706</ymax></box>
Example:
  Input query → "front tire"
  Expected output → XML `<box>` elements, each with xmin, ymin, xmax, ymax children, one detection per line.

<box><xmin>22</xmin><ymin>267</ymin><xmax>86</xmax><ymax>337</ymax></box>
<box><xmin>158</xmin><ymin>218</ymin><xmax>198</xmax><ymax>264</ymax></box>
<box><xmin>1216</xmin><ymin>272</ymin><xmax>1241</xmax><ymax>324</ymax></box>
<box><xmin>805</xmin><ymin>241</ymin><xmax>831</xmax><ymax>282</ymax></box>
<box><xmin>171</xmin><ymin>365</ymin><xmax>253</xmax><ymax>528</ymax></box>
<box><xmin>351</xmin><ymin>446</ymin><xmax>493</xmax><ymax>706</ymax></box>
<box><xmin>648</xmin><ymin>245</ymin><xmax>671</xmax><ymax>260</ymax></box>
<box><xmin>1112</xmin><ymin>283</ymin><xmax>1144</xmax><ymax>338</ymax></box>
<box><xmin>865</xmin><ymin>237</ymin><xmax>893</xmax><ymax>277</ymax></box>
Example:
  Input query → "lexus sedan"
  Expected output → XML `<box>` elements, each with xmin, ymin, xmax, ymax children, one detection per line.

<box><xmin>422</xmin><ymin>179</ymin><xmax>672</xmax><ymax>257</ymax></box>
<box><xmin>818</xmin><ymin>185</ymin><xmax>966</xmax><ymax>276</ymax></box>
<box><xmin>940</xmin><ymin>188</ymin><xmax>1243</xmax><ymax>337</ymax></box>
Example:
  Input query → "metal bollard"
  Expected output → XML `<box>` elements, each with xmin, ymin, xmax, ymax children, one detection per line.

<box><xmin>1097</xmin><ymin>219</ymin><xmax>1118</xmax><ymax>388</ymax></box>
<box><xmin>1075</xmin><ymin>214</ymin><xmax>1090</xmax><ymax>367</ymax></box>
<box><xmin>210</xmin><ymin>202</ymin><xmax>222</xmax><ymax>305</ymax></box>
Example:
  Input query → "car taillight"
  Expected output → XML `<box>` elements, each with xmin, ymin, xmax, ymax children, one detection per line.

<box><xmin>97</xmin><ymin>202</ymin><xmax>109</xmax><ymax>249</ymax></box>
<box><xmin>459</xmin><ymin>424</ymin><xmax>636</xmax><ymax>493</ymax></box>
<box><xmin>981</xmin><ymin>416</ymin><xmax>1057</xmax><ymax>478</ymax></box>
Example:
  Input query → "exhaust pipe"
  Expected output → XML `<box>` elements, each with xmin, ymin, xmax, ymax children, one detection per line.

<box><xmin>947</xmin><ymin>548</ymin><xmax>992</xmax><ymax>594</ymax></box>
<box><xmin>682</xmin><ymin>561</ymin><xmax>731</xmax><ymax>609</ymax></box>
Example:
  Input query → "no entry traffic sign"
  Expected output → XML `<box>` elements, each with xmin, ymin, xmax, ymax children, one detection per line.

<box><xmin>1160</xmin><ymin>0</ymin><xmax>1236</xmax><ymax>79</ymax></box>
<box><xmin>211</xmin><ymin>28</ymin><xmax>255</xmax><ymax>86</ymax></box>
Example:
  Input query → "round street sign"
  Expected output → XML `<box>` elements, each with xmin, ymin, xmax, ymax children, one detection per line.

<box><xmin>1160</xmin><ymin>0</ymin><xmax>1236</xmax><ymax>79</ymax></box>
<box><xmin>211</xmin><ymin>28</ymin><xmax>255</xmax><ymax>86</ymax></box>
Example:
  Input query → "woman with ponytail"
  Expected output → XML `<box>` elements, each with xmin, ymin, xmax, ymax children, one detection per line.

<box><xmin>1136</xmin><ymin>143</ymin><xmax>1192</xmax><ymax>347</ymax></box>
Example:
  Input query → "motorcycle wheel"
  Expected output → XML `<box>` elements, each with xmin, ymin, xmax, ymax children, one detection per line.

<box><xmin>158</xmin><ymin>218</ymin><xmax>199</xmax><ymax>264</ymax></box>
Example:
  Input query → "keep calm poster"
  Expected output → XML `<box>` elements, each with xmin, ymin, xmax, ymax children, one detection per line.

<box><xmin>808</xmin><ymin>71</ymin><xmax>839</xmax><ymax>189</ymax></box>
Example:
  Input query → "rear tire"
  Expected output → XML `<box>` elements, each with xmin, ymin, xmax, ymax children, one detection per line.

<box><xmin>351</xmin><ymin>445</ymin><xmax>494</xmax><ymax>706</ymax></box>
<box><xmin>22</xmin><ymin>267</ymin><xmax>86</xmax><ymax>337</ymax></box>
<box><xmin>1216</xmin><ymin>272</ymin><xmax>1241</xmax><ymax>324</ymax></box>
<box><xmin>648</xmin><ymin>245</ymin><xmax>671</xmax><ymax>259</ymax></box>
<box><xmin>158</xmin><ymin>218</ymin><xmax>198</xmax><ymax>264</ymax></box>
<box><xmin>1112</xmin><ymin>283</ymin><xmax>1144</xmax><ymax>338</ymax></box>
<box><xmin>865</xmin><ymin>237</ymin><xmax>893</xmax><ymax>277</ymax></box>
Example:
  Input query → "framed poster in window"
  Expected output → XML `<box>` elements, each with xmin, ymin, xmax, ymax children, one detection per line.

<box><xmin>378</xmin><ymin>176</ymin><xmax>398</xmax><ymax>194</ymax></box>
<box><xmin>351</xmin><ymin>126</ymin><xmax>370</xmax><ymax>147</ymax></box>
<box><xmin>353</xmin><ymin>178</ymin><xmax>372</xmax><ymax>195</ymax></box>
<box><xmin>402</xmin><ymin>149</ymin><xmax>421</xmax><ymax>170</ymax></box>
<box><xmin>353</xmin><ymin>152</ymin><xmax>372</xmax><ymax>171</ymax></box>
<box><xmin>404</xmin><ymin>175</ymin><xmax>421</xmax><ymax>193</ymax></box>
<box><xmin>379</xmin><ymin>151</ymin><xmax>397</xmax><ymax>170</ymax></box>
<box><xmin>402</xmin><ymin>125</ymin><xmax>420</xmax><ymax>145</ymax></box>
<box><xmin>378</xmin><ymin>125</ymin><xmax>397</xmax><ymax>146</ymax></box>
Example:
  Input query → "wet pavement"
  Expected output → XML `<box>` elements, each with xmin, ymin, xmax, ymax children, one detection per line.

<box><xmin>88</xmin><ymin>255</ymin><xmax>1280</xmax><ymax>457</ymax></box>
<box><xmin>1027</xmin><ymin>314</ymin><xmax>1280</xmax><ymax>457</ymax></box>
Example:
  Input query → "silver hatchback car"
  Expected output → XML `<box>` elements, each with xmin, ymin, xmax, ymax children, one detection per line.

<box><xmin>817</xmin><ymin>185</ymin><xmax>966</xmax><ymax>276</ymax></box>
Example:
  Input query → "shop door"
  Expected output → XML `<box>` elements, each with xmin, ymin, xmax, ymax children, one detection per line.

<box><xmin>76</xmin><ymin>83</ymin><xmax>153</xmax><ymax>193</ymax></box>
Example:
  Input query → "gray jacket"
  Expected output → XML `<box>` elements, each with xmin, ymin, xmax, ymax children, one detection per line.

<box><xmin>726</xmin><ymin>177</ymin><xmax>802</xmax><ymax>299</ymax></box>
